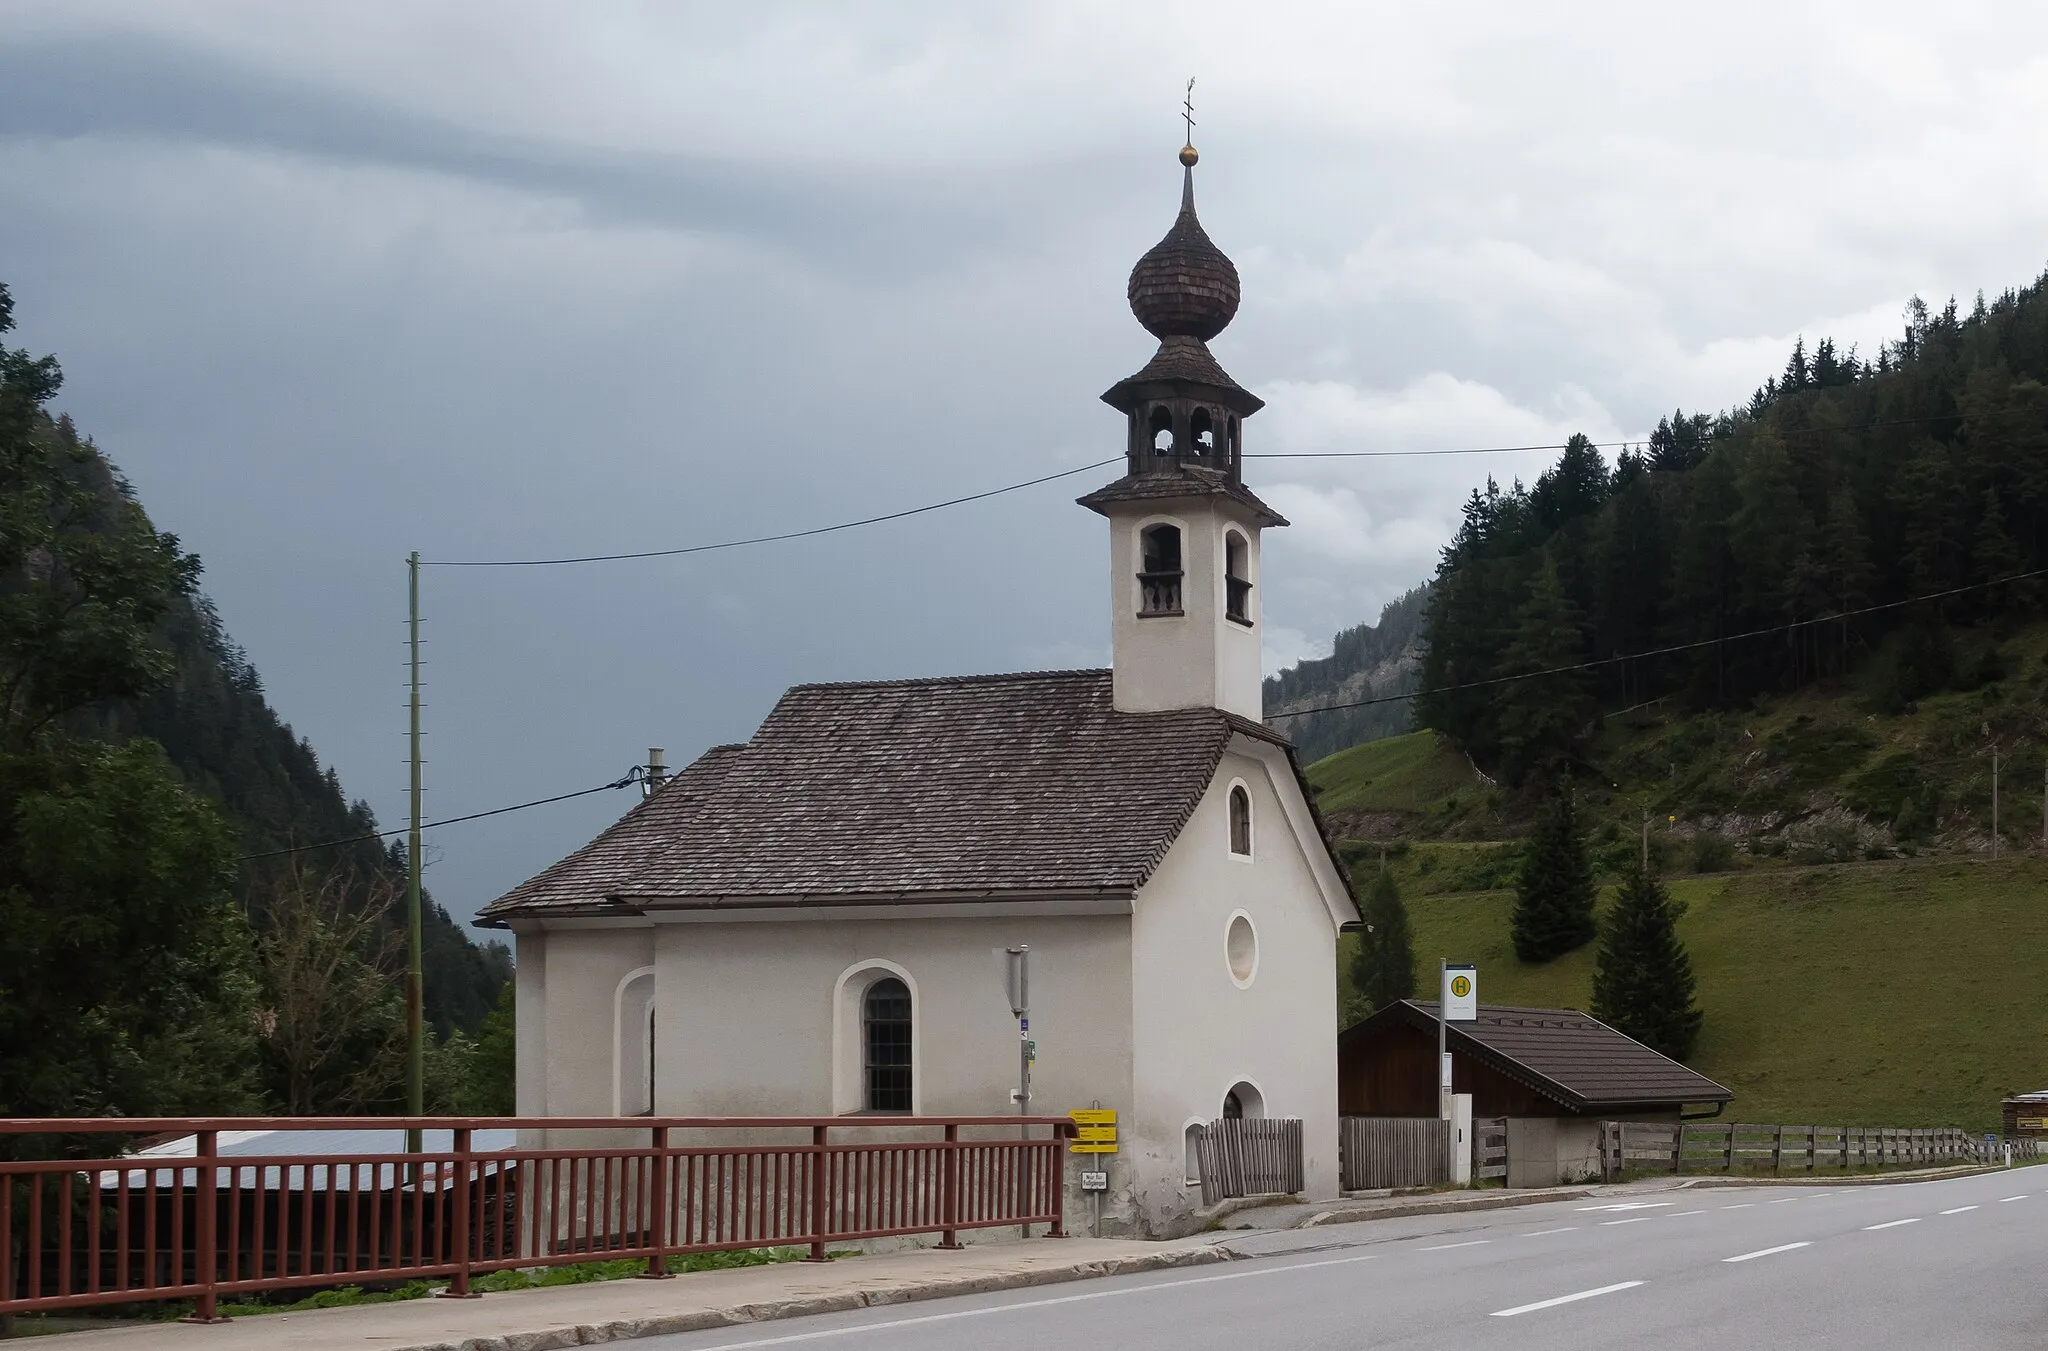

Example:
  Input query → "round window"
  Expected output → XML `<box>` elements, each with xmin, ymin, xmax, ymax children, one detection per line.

<box><xmin>1225</xmin><ymin>913</ymin><xmax>1257</xmax><ymax>986</ymax></box>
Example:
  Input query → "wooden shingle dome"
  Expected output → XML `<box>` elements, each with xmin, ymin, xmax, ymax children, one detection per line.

<box><xmin>1127</xmin><ymin>161</ymin><xmax>1240</xmax><ymax>343</ymax></box>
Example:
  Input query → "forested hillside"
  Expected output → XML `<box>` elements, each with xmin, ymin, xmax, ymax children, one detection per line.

<box><xmin>1419</xmin><ymin>286</ymin><xmax>2048</xmax><ymax>785</ymax></box>
<box><xmin>1262</xmin><ymin>584</ymin><xmax>1427</xmax><ymax>763</ymax></box>
<box><xmin>1</xmin><ymin>282</ymin><xmax>508</xmax><ymax>1122</ymax></box>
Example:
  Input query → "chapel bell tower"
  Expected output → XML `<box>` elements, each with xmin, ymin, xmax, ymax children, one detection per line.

<box><xmin>1080</xmin><ymin>134</ymin><xmax>1286</xmax><ymax>721</ymax></box>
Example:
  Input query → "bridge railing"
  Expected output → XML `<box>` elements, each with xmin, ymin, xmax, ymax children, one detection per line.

<box><xmin>0</xmin><ymin>1115</ymin><xmax>1072</xmax><ymax>1323</ymax></box>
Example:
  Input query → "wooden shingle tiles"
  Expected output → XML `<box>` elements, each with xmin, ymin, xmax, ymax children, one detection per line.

<box><xmin>478</xmin><ymin>669</ymin><xmax>1297</xmax><ymax>923</ymax></box>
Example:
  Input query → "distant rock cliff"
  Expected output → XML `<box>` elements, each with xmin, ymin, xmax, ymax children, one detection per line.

<box><xmin>1263</xmin><ymin>583</ymin><xmax>1428</xmax><ymax>764</ymax></box>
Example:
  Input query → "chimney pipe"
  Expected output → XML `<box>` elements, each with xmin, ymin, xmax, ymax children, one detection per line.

<box><xmin>642</xmin><ymin>746</ymin><xmax>666</xmax><ymax>798</ymax></box>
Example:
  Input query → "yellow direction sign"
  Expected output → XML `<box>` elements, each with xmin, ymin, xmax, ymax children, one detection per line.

<box><xmin>1069</xmin><ymin>1108</ymin><xmax>1117</xmax><ymax>1153</ymax></box>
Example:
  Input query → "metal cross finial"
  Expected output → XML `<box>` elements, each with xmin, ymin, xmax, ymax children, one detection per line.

<box><xmin>1182</xmin><ymin>77</ymin><xmax>1196</xmax><ymax>144</ymax></box>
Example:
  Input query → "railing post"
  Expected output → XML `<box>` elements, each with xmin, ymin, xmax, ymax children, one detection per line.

<box><xmin>806</xmin><ymin>1125</ymin><xmax>830</xmax><ymax>1263</ymax></box>
<box><xmin>639</xmin><ymin>1126</ymin><xmax>672</xmax><ymax>1278</ymax></box>
<box><xmin>1043</xmin><ymin>1123</ymin><xmax>1067</xmax><ymax>1239</ymax></box>
<box><xmin>437</xmin><ymin>1128</ymin><xmax>479</xmax><ymax>1298</ymax></box>
<box><xmin>937</xmin><ymin>1123</ymin><xmax>962</xmax><ymax>1250</ymax></box>
<box><xmin>178</xmin><ymin>1130</ymin><xmax>227</xmax><ymax>1324</ymax></box>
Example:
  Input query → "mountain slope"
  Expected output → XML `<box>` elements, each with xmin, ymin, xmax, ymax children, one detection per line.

<box><xmin>1263</xmin><ymin>583</ymin><xmax>1427</xmax><ymax>763</ymax></box>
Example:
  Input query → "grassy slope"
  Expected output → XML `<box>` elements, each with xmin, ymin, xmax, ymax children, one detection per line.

<box><xmin>1339</xmin><ymin>858</ymin><xmax>2048</xmax><ymax>1130</ymax></box>
<box><xmin>1312</xmin><ymin>678</ymin><xmax>2048</xmax><ymax>1130</ymax></box>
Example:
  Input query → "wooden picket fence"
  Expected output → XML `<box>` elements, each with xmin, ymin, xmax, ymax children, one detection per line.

<box><xmin>1193</xmin><ymin>1118</ymin><xmax>1304</xmax><ymax>1207</ymax></box>
<box><xmin>1337</xmin><ymin>1117</ymin><xmax>1448</xmax><ymax>1190</ymax></box>
<box><xmin>1598</xmin><ymin>1121</ymin><xmax>2042</xmax><ymax>1181</ymax></box>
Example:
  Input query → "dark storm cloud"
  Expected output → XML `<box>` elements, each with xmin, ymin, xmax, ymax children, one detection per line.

<box><xmin>0</xmin><ymin>30</ymin><xmax>1088</xmax><ymax>273</ymax></box>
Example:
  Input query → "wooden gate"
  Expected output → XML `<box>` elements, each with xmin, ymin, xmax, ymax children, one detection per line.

<box><xmin>1337</xmin><ymin>1117</ymin><xmax>1450</xmax><ymax>1190</ymax></box>
<box><xmin>1194</xmin><ymin>1119</ymin><xmax>1305</xmax><ymax>1207</ymax></box>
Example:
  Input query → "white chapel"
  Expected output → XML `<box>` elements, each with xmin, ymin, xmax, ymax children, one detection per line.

<box><xmin>479</xmin><ymin>139</ymin><xmax>1358</xmax><ymax>1236</ymax></box>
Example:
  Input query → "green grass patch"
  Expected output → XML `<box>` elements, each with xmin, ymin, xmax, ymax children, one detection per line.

<box><xmin>1373</xmin><ymin>855</ymin><xmax>2048</xmax><ymax>1131</ymax></box>
<box><xmin>1309</xmin><ymin>731</ymin><xmax>1478</xmax><ymax>816</ymax></box>
<box><xmin>162</xmin><ymin>1248</ymin><xmax>818</xmax><ymax>1321</ymax></box>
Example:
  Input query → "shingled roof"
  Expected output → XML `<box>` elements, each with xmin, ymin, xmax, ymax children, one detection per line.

<box><xmin>1075</xmin><ymin>465</ymin><xmax>1289</xmax><ymax>528</ymax></box>
<box><xmin>1345</xmin><ymin>1001</ymin><xmax>1732</xmax><ymax>1111</ymax></box>
<box><xmin>479</xmin><ymin>669</ymin><xmax>1344</xmax><ymax>924</ymax></box>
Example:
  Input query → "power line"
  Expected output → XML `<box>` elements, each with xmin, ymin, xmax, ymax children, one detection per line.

<box><xmin>423</xmin><ymin>458</ymin><xmax>1123</xmax><ymax>568</ymax></box>
<box><xmin>1266</xmin><ymin>566</ymin><xmax>2048</xmax><ymax>720</ymax></box>
<box><xmin>235</xmin><ymin>771</ymin><xmax>642</xmax><ymax>863</ymax></box>
<box><xmin>1242</xmin><ymin>412</ymin><xmax>1966</xmax><ymax>460</ymax></box>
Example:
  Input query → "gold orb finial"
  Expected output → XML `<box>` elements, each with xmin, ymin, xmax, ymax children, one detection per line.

<box><xmin>1179</xmin><ymin>143</ymin><xmax>1199</xmax><ymax>167</ymax></box>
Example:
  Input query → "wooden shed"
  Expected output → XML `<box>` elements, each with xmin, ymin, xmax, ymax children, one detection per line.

<box><xmin>1339</xmin><ymin>1000</ymin><xmax>1732</xmax><ymax>1120</ymax></box>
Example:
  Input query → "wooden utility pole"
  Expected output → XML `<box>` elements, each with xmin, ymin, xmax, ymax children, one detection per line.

<box><xmin>1991</xmin><ymin>748</ymin><xmax>2000</xmax><ymax>861</ymax></box>
<box><xmin>406</xmin><ymin>552</ymin><xmax>424</xmax><ymax>1158</ymax></box>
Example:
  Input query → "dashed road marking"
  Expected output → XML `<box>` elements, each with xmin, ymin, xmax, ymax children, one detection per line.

<box><xmin>1724</xmin><ymin>1241</ymin><xmax>1811</xmax><ymax>1263</ymax></box>
<box><xmin>1600</xmin><ymin>1217</ymin><xmax>1650</xmax><ymax>1226</ymax></box>
<box><xmin>1419</xmin><ymin>1240</ymin><xmax>1490</xmax><ymax>1251</ymax></box>
<box><xmin>1999</xmin><ymin>1195</ymin><xmax>2028</xmax><ymax>1203</ymax></box>
<box><xmin>1941</xmin><ymin>1205</ymin><xmax>1979</xmax><ymax>1215</ymax></box>
<box><xmin>1491</xmin><ymin>1281</ymin><xmax>1646</xmax><ymax>1318</ymax></box>
<box><xmin>1768</xmin><ymin>1197</ymin><xmax>1800</xmax><ymax>1204</ymax></box>
<box><xmin>1863</xmin><ymin>1218</ymin><xmax>1921</xmax><ymax>1231</ymax></box>
<box><xmin>1520</xmin><ymin>1227</ymin><xmax>1578</xmax><ymax>1237</ymax></box>
<box><xmin>1667</xmin><ymin>1210</ymin><xmax>1706</xmax><ymax>1217</ymax></box>
<box><xmin>1721</xmin><ymin>1203</ymin><xmax>1755</xmax><ymax>1210</ymax></box>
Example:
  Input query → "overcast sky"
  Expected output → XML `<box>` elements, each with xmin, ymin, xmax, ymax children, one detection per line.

<box><xmin>7</xmin><ymin>2</ymin><xmax>2048</xmax><ymax>930</ymax></box>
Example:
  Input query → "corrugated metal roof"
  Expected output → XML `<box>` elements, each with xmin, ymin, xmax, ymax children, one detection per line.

<box><xmin>1345</xmin><ymin>1000</ymin><xmax>1733</xmax><ymax>1111</ymax></box>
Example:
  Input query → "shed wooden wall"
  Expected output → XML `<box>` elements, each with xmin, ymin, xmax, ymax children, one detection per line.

<box><xmin>1338</xmin><ymin>1019</ymin><xmax>1566</xmax><ymax>1118</ymax></box>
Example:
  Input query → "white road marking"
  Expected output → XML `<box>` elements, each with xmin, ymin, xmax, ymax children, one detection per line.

<box><xmin>1999</xmin><ymin>1195</ymin><xmax>2028</xmax><ymax>1203</ymax></box>
<box><xmin>1667</xmin><ymin>1209</ymin><xmax>1706</xmax><ymax>1217</ymax></box>
<box><xmin>675</xmin><ymin>1252</ymin><xmax>1379</xmax><ymax>1349</ymax></box>
<box><xmin>1768</xmin><ymin>1197</ymin><xmax>1800</xmax><ymax>1204</ymax></box>
<box><xmin>1600</xmin><ymin>1217</ymin><xmax>1650</xmax><ymax>1226</ymax></box>
<box><xmin>1576</xmin><ymin>1201</ymin><xmax>1673</xmax><ymax>1212</ymax></box>
<box><xmin>1941</xmin><ymin>1206</ymin><xmax>1979</xmax><ymax>1215</ymax></box>
<box><xmin>1863</xmin><ymin>1218</ymin><xmax>1922</xmax><ymax>1231</ymax></box>
<box><xmin>1491</xmin><ymin>1281</ymin><xmax>1646</xmax><ymax>1318</ymax></box>
<box><xmin>1420</xmin><ymin>1240</ymin><xmax>1490</xmax><ymax>1251</ymax></box>
<box><xmin>1721</xmin><ymin>1203</ymin><xmax>1755</xmax><ymax>1210</ymax></box>
<box><xmin>1521</xmin><ymin>1227</ymin><xmax>1579</xmax><ymax>1236</ymax></box>
<box><xmin>1724</xmin><ymin>1242</ymin><xmax>1811</xmax><ymax>1263</ymax></box>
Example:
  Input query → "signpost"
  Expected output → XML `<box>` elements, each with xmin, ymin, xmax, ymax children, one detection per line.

<box><xmin>1069</xmin><ymin>1108</ymin><xmax>1118</xmax><ymax>1154</ymax></box>
<box><xmin>1439</xmin><ymin>962</ymin><xmax>1476</xmax><ymax>1119</ymax></box>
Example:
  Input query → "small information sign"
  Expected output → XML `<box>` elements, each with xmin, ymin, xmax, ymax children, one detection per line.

<box><xmin>1080</xmin><ymin>1170</ymin><xmax>1108</xmax><ymax>1191</ymax></box>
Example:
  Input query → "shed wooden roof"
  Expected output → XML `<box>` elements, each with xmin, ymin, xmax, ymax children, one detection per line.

<box><xmin>1344</xmin><ymin>1000</ymin><xmax>1732</xmax><ymax>1112</ymax></box>
<box><xmin>479</xmin><ymin>669</ymin><xmax>1346</xmax><ymax>924</ymax></box>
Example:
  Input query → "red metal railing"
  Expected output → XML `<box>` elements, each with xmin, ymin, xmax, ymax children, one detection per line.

<box><xmin>0</xmin><ymin>1115</ymin><xmax>1072</xmax><ymax>1322</ymax></box>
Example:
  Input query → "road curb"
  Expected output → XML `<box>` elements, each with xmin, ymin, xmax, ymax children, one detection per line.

<box><xmin>1298</xmin><ymin>1187</ymin><xmax>1598</xmax><ymax>1228</ymax></box>
<box><xmin>388</xmin><ymin>1246</ymin><xmax>1236</xmax><ymax>1351</ymax></box>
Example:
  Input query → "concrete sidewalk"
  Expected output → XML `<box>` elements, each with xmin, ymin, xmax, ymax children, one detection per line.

<box><xmin>33</xmin><ymin>1239</ymin><xmax>1228</xmax><ymax>1351</ymax></box>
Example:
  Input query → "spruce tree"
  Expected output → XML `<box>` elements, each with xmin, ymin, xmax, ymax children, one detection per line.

<box><xmin>1591</xmin><ymin>864</ymin><xmax>1704</xmax><ymax>1061</ymax></box>
<box><xmin>1349</xmin><ymin>865</ymin><xmax>1416</xmax><ymax>1016</ymax></box>
<box><xmin>1510</xmin><ymin>779</ymin><xmax>1597</xmax><ymax>962</ymax></box>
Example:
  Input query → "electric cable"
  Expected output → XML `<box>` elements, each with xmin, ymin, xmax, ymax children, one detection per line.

<box><xmin>235</xmin><ymin>770</ymin><xmax>643</xmax><ymax>862</ymax></box>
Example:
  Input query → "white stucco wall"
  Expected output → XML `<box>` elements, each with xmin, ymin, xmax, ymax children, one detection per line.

<box><xmin>648</xmin><ymin>915</ymin><xmax>1134</xmax><ymax>1120</ymax></box>
<box><xmin>1104</xmin><ymin>502</ymin><xmax>1264</xmax><ymax>720</ymax></box>
<box><xmin>1129</xmin><ymin>737</ymin><xmax>1347</xmax><ymax>1230</ymax></box>
<box><xmin>523</xmin><ymin>923</ymin><xmax>654</xmax><ymax>1117</ymax></box>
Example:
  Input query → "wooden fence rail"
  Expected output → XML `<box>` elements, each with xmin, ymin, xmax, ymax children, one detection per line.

<box><xmin>0</xmin><ymin>1115</ymin><xmax>1072</xmax><ymax>1323</ymax></box>
<box><xmin>1337</xmin><ymin>1117</ymin><xmax>1449</xmax><ymax>1191</ymax></box>
<box><xmin>1193</xmin><ymin>1119</ymin><xmax>1304</xmax><ymax>1208</ymax></box>
<box><xmin>1598</xmin><ymin>1121</ymin><xmax>2041</xmax><ymax>1181</ymax></box>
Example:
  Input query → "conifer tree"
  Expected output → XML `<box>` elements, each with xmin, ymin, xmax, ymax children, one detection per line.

<box><xmin>1591</xmin><ymin>864</ymin><xmax>1703</xmax><ymax>1061</ymax></box>
<box><xmin>1349</xmin><ymin>864</ymin><xmax>1416</xmax><ymax>1016</ymax></box>
<box><xmin>1510</xmin><ymin>779</ymin><xmax>1597</xmax><ymax>962</ymax></box>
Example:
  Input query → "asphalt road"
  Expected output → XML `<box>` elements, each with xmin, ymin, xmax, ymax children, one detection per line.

<box><xmin>645</xmin><ymin>1167</ymin><xmax>2047</xmax><ymax>1351</ymax></box>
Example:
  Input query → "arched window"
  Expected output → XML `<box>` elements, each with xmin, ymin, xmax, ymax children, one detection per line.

<box><xmin>1191</xmin><ymin>407</ymin><xmax>1215</xmax><ymax>456</ymax></box>
<box><xmin>1148</xmin><ymin>405</ymin><xmax>1175</xmax><ymax>453</ymax></box>
<box><xmin>863</xmin><ymin>977</ymin><xmax>913</xmax><ymax>1113</ymax></box>
<box><xmin>1223</xmin><ymin>1081</ymin><xmax>1265</xmax><ymax>1120</ymax></box>
<box><xmin>615</xmin><ymin>968</ymin><xmax>655</xmax><ymax>1116</ymax></box>
<box><xmin>1138</xmin><ymin>524</ymin><xmax>1183</xmax><ymax>616</ymax></box>
<box><xmin>1229</xmin><ymin>784</ymin><xmax>1252</xmax><ymax>857</ymax></box>
<box><xmin>1224</xmin><ymin>531</ymin><xmax>1252</xmax><ymax>625</ymax></box>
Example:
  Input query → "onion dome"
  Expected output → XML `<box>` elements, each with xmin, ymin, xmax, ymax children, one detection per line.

<box><xmin>1126</xmin><ymin>155</ymin><xmax>1240</xmax><ymax>342</ymax></box>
